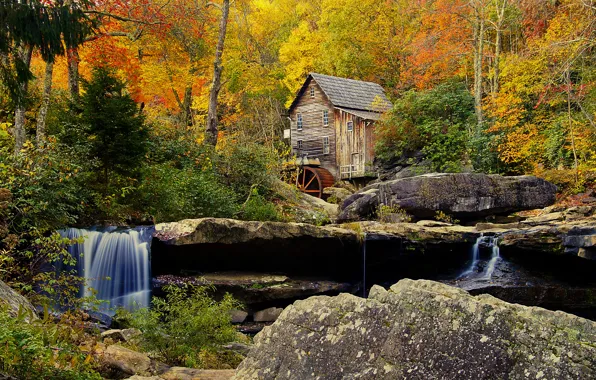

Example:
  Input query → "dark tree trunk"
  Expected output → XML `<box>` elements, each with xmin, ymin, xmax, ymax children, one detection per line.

<box><xmin>13</xmin><ymin>46</ymin><xmax>33</xmax><ymax>155</ymax></box>
<box><xmin>36</xmin><ymin>60</ymin><xmax>54</xmax><ymax>145</ymax></box>
<box><xmin>182</xmin><ymin>85</ymin><xmax>193</xmax><ymax>126</ymax></box>
<box><xmin>205</xmin><ymin>0</ymin><xmax>230</xmax><ymax>146</ymax></box>
<box><xmin>67</xmin><ymin>47</ymin><xmax>80</xmax><ymax>100</ymax></box>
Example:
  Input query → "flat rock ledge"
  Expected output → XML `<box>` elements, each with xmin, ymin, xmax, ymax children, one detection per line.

<box><xmin>234</xmin><ymin>279</ymin><xmax>596</xmax><ymax>380</ymax></box>
<box><xmin>154</xmin><ymin>218</ymin><xmax>356</xmax><ymax>245</ymax></box>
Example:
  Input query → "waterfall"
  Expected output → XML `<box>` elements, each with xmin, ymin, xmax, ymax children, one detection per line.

<box><xmin>458</xmin><ymin>234</ymin><xmax>482</xmax><ymax>278</ymax></box>
<box><xmin>484</xmin><ymin>236</ymin><xmax>501</xmax><ymax>280</ymax></box>
<box><xmin>60</xmin><ymin>226</ymin><xmax>154</xmax><ymax>312</ymax></box>
<box><xmin>458</xmin><ymin>234</ymin><xmax>500</xmax><ymax>280</ymax></box>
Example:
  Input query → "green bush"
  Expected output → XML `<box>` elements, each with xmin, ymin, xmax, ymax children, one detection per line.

<box><xmin>0</xmin><ymin>307</ymin><xmax>101</xmax><ymax>380</ymax></box>
<box><xmin>216</xmin><ymin>141</ymin><xmax>280</xmax><ymax>199</ymax></box>
<box><xmin>127</xmin><ymin>284</ymin><xmax>242</xmax><ymax>368</ymax></box>
<box><xmin>239</xmin><ymin>188</ymin><xmax>280</xmax><ymax>222</ymax></box>
<box><xmin>375</xmin><ymin>80</ymin><xmax>475</xmax><ymax>172</ymax></box>
<box><xmin>137</xmin><ymin>163</ymin><xmax>239</xmax><ymax>223</ymax></box>
<box><xmin>0</xmin><ymin>142</ymin><xmax>92</xmax><ymax>308</ymax></box>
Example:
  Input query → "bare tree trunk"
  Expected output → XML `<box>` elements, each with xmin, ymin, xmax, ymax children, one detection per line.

<box><xmin>36</xmin><ymin>60</ymin><xmax>54</xmax><ymax>145</ymax></box>
<box><xmin>473</xmin><ymin>14</ymin><xmax>485</xmax><ymax>131</ymax></box>
<box><xmin>13</xmin><ymin>46</ymin><xmax>33</xmax><ymax>155</ymax></box>
<box><xmin>493</xmin><ymin>28</ymin><xmax>501</xmax><ymax>96</ymax></box>
<box><xmin>566</xmin><ymin>70</ymin><xmax>579</xmax><ymax>183</ymax></box>
<box><xmin>205</xmin><ymin>0</ymin><xmax>230</xmax><ymax>146</ymax></box>
<box><xmin>492</xmin><ymin>0</ymin><xmax>508</xmax><ymax>97</ymax></box>
<box><xmin>67</xmin><ymin>47</ymin><xmax>80</xmax><ymax>100</ymax></box>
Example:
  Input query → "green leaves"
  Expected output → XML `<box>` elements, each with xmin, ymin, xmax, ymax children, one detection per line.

<box><xmin>126</xmin><ymin>284</ymin><xmax>242</xmax><ymax>368</ymax></box>
<box><xmin>0</xmin><ymin>306</ymin><xmax>101</xmax><ymax>379</ymax></box>
<box><xmin>375</xmin><ymin>80</ymin><xmax>475</xmax><ymax>172</ymax></box>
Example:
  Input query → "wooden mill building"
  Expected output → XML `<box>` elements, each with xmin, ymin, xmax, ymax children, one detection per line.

<box><xmin>287</xmin><ymin>73</ymin><xmax>392</xmax><ymax>195</ymax></box>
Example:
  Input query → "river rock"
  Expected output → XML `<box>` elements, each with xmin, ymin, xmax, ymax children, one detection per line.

<box><xmin>97</xmin><ymin>344</ymin><xmax>168</xmax><ymax>378</ymax></box>
<box><xmin>339</xmin><ymin>173</ymin><xmax>557</xmax><ymax>222</ymax></box>
<box><xmin>0</xmin><ymin>279</ymin><xmax>37</xmax><ymax>321</ymax></box>
<box><xmin>101</xmin><ymin>328</ymin><xmax>142</xmax><ymax>343</ymax></box>
<box><xmin>161</xmin><ymin>367</ymin><xmax>235</xmax><ymax>380</ymax></box>
<box><xmin>235</xmin><ymin>279</ymin><xmax>596</xmax><ymax>379</ymax></box>
<box><xmin>253</xmin><ymin>307</ymin><xmax>283</xmax><ymax>323</ymax></box>
<box><xmin>230</xmin><ymin>309</ymin><xmax>249</xmax><ymax>324</ymax></box>
<box><xmin>322</xmin><ymin>187</ymin><xmax>353</xmax><ymax>204</ymax></box>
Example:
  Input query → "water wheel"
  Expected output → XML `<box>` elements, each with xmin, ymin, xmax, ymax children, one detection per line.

<box><xmin>296</xmin><ymin>166</ymin><xmax>335</xmax><ymax>198</ymax></box>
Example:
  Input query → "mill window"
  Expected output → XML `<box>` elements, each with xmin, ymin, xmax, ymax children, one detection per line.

<box><xmin>323</xmin><ymin>110</ymin><xmax>329</xmax><ymax>127</ymax></box>
<box><xmin>323</xmin><ymin>136</ymin><xmax>330</xmax><ymax>155</ymax></box>
<box><xmin>347</xmin><ymin>121</ymin><xmax>354</xmax><ymax>132</ymax></box>
<box><xmin>297</xmin><ymin>114</ymin><xmax>303</xmax><ymax>130</ymax></box>
<box><xmin>310</xmin><ymin>86</ymin><xmax>315</xmax><ymax>97</ymax></box>
<box><xmin>297</xmin><ymin>140</ymin><xmax>303</xmax><ymax>150</ymax></box>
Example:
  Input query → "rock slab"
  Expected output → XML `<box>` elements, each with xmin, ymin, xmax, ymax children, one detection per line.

<box><xmin>0</xmin><ymin>279</ymin><xmax>37</xmax><ymax>320</ymax></box>
<box><xmin>235</xmin><ymin>279</ymin><xmax>596</xmax><ymax>379</ymax></box>
<box><xmin>339</xmin><ymin>173</ymin><xmax>557</xmax><ymax>222</ymax></box>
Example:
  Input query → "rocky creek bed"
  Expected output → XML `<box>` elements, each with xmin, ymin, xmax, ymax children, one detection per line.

<box><xmin>151</xmin><ymin>201</ymin><xmax>596</xmax><ymax>327</ymax></box>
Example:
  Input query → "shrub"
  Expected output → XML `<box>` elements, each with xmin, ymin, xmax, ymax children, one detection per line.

<box><xmin>0</xmin><ymin>307</ymin><xmax>101</xmax><ymax>380</ymax></box>
<box><xmin>0</xmin><ymin>142</ymin><xmax>91</xmax><ymax>308</ymax></box>
<box><xmin>434</xmin><ymin>210</ymin><xmax>460</xmax><ymax>225</ymax></box>
<box><xmin>375</xmin><ymin>80</ymin><xmax>475</xmax><ymax>172</ymax></box>
<box><xmin>137</xmin><ymin>163</ymin><xmax>239</xmax><ymax>223</ymax></box>
<box><xmin>216</xmin><ymin>141</ymin><xmax>280</xmax><ymax>199</ymax></box>
<box><xmin>128</xmin><ymin>284</ymin><xmax>242</xmax><ymax>368</ymax></box>
<box><xmin>238</xmin><ymin>188</ymin><xmax>280</xmax><ymax>222</ymax></box>
<box><xmin>376</xmin><ymin>204</ymin><xmax>412</xmax><ymax>223</ymax></box>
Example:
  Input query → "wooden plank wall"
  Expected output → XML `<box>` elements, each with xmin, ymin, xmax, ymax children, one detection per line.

<box><xmin>290</xmin><ymin>78</ymin><xmax>337</xmax><ymax>177</ymax></box>
<box><xmin>365</xmin><ymin>124</ymin><xmax>375</xmax><ymax>164</ymax></box>
<box><xmin>334</xmin><ymin>109</ymin><xmax>369</xmax><ymax>169</ymax></box>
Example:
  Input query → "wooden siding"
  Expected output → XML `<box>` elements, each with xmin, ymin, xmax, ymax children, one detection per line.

<box><xmin>290</xmin><ymin>78</ymin><xmax>337</xmax><ymax>177</ymax></box>
<box><xmin>334</xmin><ymin>109</ymin><xmax>373</xmax><ymax>169</ymax></box>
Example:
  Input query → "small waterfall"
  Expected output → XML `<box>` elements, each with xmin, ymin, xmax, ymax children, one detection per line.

<box><xmin>458</xmin><ymin>235</ymin><xmax>501</xmax><ymax>281</ymax></box>
<box><xmin>459</xmin><ymin>234</ymin><xmax>482</xmax><ymax>278</ymax></box>
<box><xmin>60</xmin><ymin>226</ymin><xmax>154</xmax><ymax>312</ymax></box>
<box><xmin>484</xmin><ymin>236</ymin><xmax>501</xmax><ymax>280</ymax></box>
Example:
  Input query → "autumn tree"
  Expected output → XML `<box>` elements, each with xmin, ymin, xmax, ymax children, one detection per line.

<box><xmin>0</xmin><ymin>0</ymin><xmax>92</xmax><ymax>153</ymax></box>
<box><xmin>205</xmin><ymin>0</ymin><xmax>230</xmax><ymax>146</ymax></box>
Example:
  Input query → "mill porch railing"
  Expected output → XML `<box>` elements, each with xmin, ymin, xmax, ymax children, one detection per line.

<box><xmin>339</xmin><ymin>163</ymin><xmax>377</xmax><ymax>179</ymax></box>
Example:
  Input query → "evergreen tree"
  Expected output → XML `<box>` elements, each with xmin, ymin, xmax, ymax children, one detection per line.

<box><xmin>80</xmin><ymin>67</ymin><xmax>148</xmax><ymax>193</ymax></box>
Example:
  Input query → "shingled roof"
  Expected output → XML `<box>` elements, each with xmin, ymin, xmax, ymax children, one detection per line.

<box><xmin>289</xmin><ymin>73</ymin><xmax>392</xmax><ymax>115</ymax></box>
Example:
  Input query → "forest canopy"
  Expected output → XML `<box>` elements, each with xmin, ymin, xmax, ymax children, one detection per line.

<box><xmin>1</xmin><ymin>0</ymin><xmax>595</xmax><ymax>219</ymax></box>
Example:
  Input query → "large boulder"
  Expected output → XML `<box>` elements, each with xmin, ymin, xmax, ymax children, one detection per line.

<box><xmin>339</xmin><ymin>173</ymin><xmax>557</xmax><ymax>222</ymax></box>
<box><xmin>235</xmin><ymin>279</ymin><xmax>596</xmax><ymax>379</ymax></box>
<box><xmin>0</xmin><ymin>279</ymin><xmax>37</xmax><ymax>321</ymax></box>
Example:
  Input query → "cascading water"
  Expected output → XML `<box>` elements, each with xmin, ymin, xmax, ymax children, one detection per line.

<box><xmin>458</xmin><ymin>234</ymin><xmax>482</xmax><ymax>278</ymax></box>
<box><xmin>60</xmin><ymin>226</ymin><xmax>154</xmax><ymax>312</ymax></box>
<box><xmin>458</xmin><ymin>234</ymin><xmax>501</xmax><ymax>280</ymax></box>
<box><xmin>484</xmin><ymin>236</ymin><xmax>501</xmax><ymax>279</ymax></box>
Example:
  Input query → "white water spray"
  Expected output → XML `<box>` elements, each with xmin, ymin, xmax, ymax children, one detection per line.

<box><xmin>459</xmin><ymin>234</ymin><xmax>482</xmax><ymax>278</ymax></box>
<box><xmin>60</xmin><ymin>227</ymin><xmax>153</xmax><ymax>312</ymax></box>
<box><xmin>483</xmin><ymin>236</ymin><xmax>501</xmax><ymax>279</ymax></box>
<box><xmin>458</xmin><ymin>234</ymin><xmax>500</xmax><ymax>280</ymax></box>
